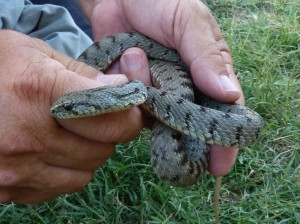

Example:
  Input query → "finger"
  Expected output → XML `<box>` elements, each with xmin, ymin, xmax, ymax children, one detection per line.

<box><xmin>89</xmin><ymin>1</ymin><xmax>130</xmax><ymax>41</ymax></box>
<box><xmin>0</xmin><ymin>187</ymin><xmax>60</xmax><ymax>204</ymax></box>
<box><xmin>96</xmin><ymin>73</ymin><xmax>129</xmax><ymax>86</ymax></box>
<box><xmin>105</xmin><ymin>48</ymin><xmax>151</xmax><ymax>85</ymax></box>
<box><xmin>105</xmin><ymin>61</ymin><xmax>121</xmax><ymax>74</ymax></box>
<box><xmin>207</xmin><ymin>13</ymin><xmax>245</xmax><ymax>104</ymax></box>
<box><xmin>48</xmin><ymin>53</ymin><xmax>144</xmax><ymax>143</ymax></box>
<box><xmin>49</xmin><ymin>41</ymin><xmax>130</xmax><ymax>86</ymax></box>
<box><xmin>119</xmin><ymin>48</ymin><xmax>156</xmax><ymax>127</ymax></box>
<box><xmin>229</xmin><ymin>72</ymin><xmax>245</xmax><ymax>104</ymax></box>
<box><xmin>119</xmin><ymin>48</ymin><xmax>152</xmax><ymax>86</ymax></box>
<box><xmin>46</xmin><ymin>41</ymin><xmax>130</xmax><ymax>87</ymax></box>
<box><xmin>207</xmin><ymin>145</ymin><xmax>239</xmax><ymax>176</ymax></box>
<box><xmin>49</xmin><ymin>51</ymin><xmax>128</xmax><ymax>98</ymax></box>
<box><xmin>179</xmin><ymin>11</ymin><xmax>241</xmax><ymax>102</ymax></box>
<box><xmin>45</xmin><ymin>40</ymin><xmax>102</xmax><ymax>78</ymax></box>
<box><xmin>88</xmin><ymin>0</ymin><xmax>243</xmax><ymax>104</ymax></box>
<box><xmin>0</xmin><ymin>151</ymin><xmax>96</xmax><ymax>189</ymax></box>
<box><xmin>51</xmin><ymin>73</ymin><xmax>143</xmax><ymax>142</ymax></box>
<box><xmin>56</xmin><ymin>107</ymin><xmax>144</xmax><ymax>143</ymax></box>
<box><xmin>0</xmin><ymin>168</ymin><xmax>93</xmax><ymax>204</ymax></box>
<box><xmin>30</xmin><ymin>166</ymin><xmax>94</xmax><ymax>193</ymax></box>
<box><xmin>45</xmin><ymin>129</ymin><xmax>116</xmax><ymax>169</ymax></box>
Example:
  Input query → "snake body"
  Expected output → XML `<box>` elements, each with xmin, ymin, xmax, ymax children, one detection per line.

<box><xmin>51</xmin><ymin>32</ymin><xmax>263</xmax><ymax>186</ymax></box>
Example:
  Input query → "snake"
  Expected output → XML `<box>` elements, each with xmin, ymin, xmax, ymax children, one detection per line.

<box><xmin>50</xmin><ymin>32</ymin><xmax>263</xmax><ymax>187</ymax></box>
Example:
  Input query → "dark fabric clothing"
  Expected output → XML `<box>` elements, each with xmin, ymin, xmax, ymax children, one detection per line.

<box><xmin>31</xmin><ymin>0</ymin><xmax>93</xmax><ymax>39</ymax></box>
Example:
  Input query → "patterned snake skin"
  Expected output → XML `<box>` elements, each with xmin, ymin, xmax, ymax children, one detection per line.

<box><xmin>50</xmin><ymin>32</ymin><xmax>263</xmax><ymax>186</ymax></box>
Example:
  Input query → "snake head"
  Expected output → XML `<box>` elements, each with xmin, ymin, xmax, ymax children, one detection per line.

<box><xmin>50</xmin><ymin>80</ymin><xmax>148</xmax><ymax>119</ymax></box>
<box><xmin>50</xmin><ymin>100</ymin><xmax>76</xmax><ymax>119</ymax></box>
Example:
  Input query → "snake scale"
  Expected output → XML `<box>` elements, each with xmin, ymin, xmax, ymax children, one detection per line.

<box><xmin>50</xmin><ymin>32</ymin><xmax>263</xmax><ymax>187</ymax></box>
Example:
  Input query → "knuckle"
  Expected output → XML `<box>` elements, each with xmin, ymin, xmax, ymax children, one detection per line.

<box><xmin>13</xmin><ymin>67</ymin><xmax>41</xmax><ymax>101</ymax></box>
<box><xmin>12</xmin><ymin>58</ymin><xmax>57</xmax><ymax>105</ymax></box>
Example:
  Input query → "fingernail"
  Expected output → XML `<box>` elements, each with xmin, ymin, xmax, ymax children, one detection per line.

<box><xmin>123</xmin><ymin>51</ymin><xmax>143</xmax><ymax>71</ymax></box>
<box><xmin>219</xmin><ymin>75</ymin><xmax>239</xmax><ymax>92</ymax></box>
<box><xmin>96</xmin><ymin>74</ymin><xmax>128</xmax><ymax>85</ymax></box>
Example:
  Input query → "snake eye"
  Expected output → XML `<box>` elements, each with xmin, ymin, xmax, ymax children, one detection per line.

<box><xmin>64</xmin><ymin>102</ymin><xmax>74</xmax><ymax>111</ymax></box>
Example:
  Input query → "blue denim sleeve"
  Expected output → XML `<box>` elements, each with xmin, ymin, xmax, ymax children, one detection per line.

<box><xmin>0</xmin><ymin>0</ymin><xmax>92</xmax><ymax>58</ymax></box>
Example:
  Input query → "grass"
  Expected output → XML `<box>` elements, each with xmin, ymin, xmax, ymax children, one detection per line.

<box><xmin>1</xmin><ymin>0</ymin><xmax>299</xmax><ymax>223</ymax></box>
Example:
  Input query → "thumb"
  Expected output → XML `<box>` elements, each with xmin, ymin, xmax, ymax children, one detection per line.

<box><xmin>47</xmin><ymin>50</ymin><xmax>144</xmax><ymax>143</ymax></box>
<box><xmin>170</xmin><ymin>2</ymin><xmax>244</xmax><ymax>103</ymax></box>
<box><xmin>119</xmin><ymin>47</ymin><xmax>152</xmax><ymax>86</ymax></box>
<box><xmin>49</xmin><ymin>49</ymin><xmax>129</xmax><ymax>102</ymax></box>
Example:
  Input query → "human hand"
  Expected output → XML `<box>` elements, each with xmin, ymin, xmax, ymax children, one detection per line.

<box><xmin>0</xmin><ymin>30</ymin><xmax>144</xmax><ymax>204</ymax></box>
<box><xmin>78</xmin><ymin>0</ymin><xmax>244</xmax><ymax>177</ymax></box>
